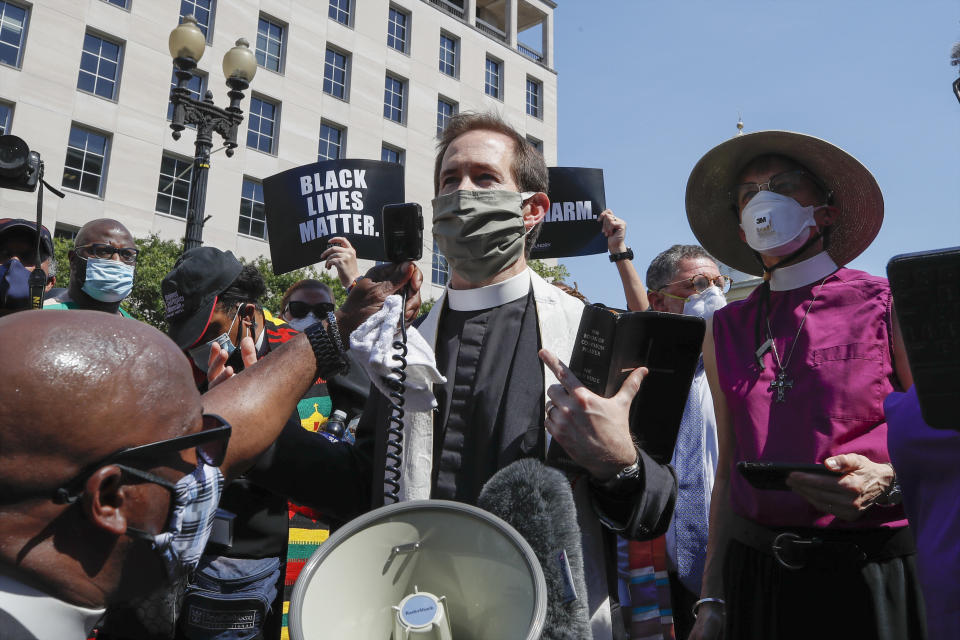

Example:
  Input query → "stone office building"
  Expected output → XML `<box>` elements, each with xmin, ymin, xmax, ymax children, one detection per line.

<box><xmin>0</xmin><ymin>0</ymin><xmax>557</xmax><ymax>297</ymax></box>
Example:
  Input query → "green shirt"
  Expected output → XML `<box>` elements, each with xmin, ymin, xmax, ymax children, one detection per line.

<box><xmin>44</xmin><ymin>298</ymin><xmax>133</xmax><ymax>317</ymax></box>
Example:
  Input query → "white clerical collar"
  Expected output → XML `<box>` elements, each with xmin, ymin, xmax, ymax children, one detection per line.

<box><xmin>0</xmin><ymin>572</ymin><xmax>105</xmax><ymax>638</ymax></box>
<box><xmin>446</xmin><ymin>270</ymin><xmax>531</xmax><ymax>311</ymax></box>
<box><xmin>769</xmin><ymin>252</ymin><xmax>839</xmax><ymax>291</ymax></box>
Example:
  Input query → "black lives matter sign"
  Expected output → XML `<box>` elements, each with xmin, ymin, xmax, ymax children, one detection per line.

<box><xmin>262</xmin><ymin>160</ymin><xmax>404</xmax><ymax>273</ymax></box>
<box><xmin>531</xmin><ymin>167</ymin><xmax>607</xmax><ymax>259</ymax></box>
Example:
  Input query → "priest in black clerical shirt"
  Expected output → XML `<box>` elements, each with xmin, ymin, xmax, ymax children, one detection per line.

<box><xmin>343</xmin><ymin>113</ymin><xmax>677</xmax><ymax>640</ymax></box>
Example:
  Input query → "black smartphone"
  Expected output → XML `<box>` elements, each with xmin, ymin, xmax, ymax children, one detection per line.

<box><xmin>381</xmin><ymin>202</ymin><xmax>423</xmax><ymax>262</ymax></box>
<box><xmin>886</xmin><ymin>246</ymin><xmax>960</xmax><ymax>430</ymax></box>
<box><xmin>736</xmin><ymin>461</ymin><xmax>842</xmax><ymax>491</ymax></box>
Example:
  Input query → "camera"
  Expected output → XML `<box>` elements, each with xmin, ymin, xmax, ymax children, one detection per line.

<box><xmin>382</xmin><ymin>202</ymin><xmax>423</xmax><ymax>262</ymax></box>
<box><xmin>0</xmin><ymin>135</ymin><xmax>42</xmax><ymax>192</ymax></box>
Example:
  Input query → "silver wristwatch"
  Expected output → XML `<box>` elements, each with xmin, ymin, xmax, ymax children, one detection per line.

<box><xmin>594</xmin><ymin>447</ymin><xmax>641</xmax><ymax>494</ymax></box>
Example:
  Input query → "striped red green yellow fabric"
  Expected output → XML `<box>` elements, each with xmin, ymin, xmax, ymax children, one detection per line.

<box><xmin>628</xmin><ymin>535</ymin><xmax>676</xmax><ymax>640</ymax></box>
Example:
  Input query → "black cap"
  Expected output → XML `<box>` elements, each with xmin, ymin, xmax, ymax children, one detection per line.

<box><xmin>162</xmin><ymin>246</ymin><xmax>243</xmax><ymax>349</ymax></box>
<box><xmin>0</xmin><ymin>218</ymin><xmax>54</xmax><ymax>260</ymax></box>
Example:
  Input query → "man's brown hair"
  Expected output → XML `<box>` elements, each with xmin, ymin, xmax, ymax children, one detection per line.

<box><xmin>434</xmin><ymin>112</ymin><xmax>548</xmax><ymax>256</ymax></box>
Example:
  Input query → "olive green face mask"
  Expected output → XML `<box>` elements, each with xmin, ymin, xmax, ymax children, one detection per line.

<box><xmin>431</xmin><ymin>189</ymin><xmax>535</xmax><ymax>284</ymax></box>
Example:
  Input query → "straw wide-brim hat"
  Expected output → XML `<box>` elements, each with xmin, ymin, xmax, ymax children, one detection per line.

<box><xmin>685</xmin><ymin>131</ymin><xmax>883</xmax><ymax>276</ymax></box>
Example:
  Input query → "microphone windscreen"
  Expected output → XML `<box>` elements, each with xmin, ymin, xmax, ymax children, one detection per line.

<box><xmin>478</xmin><ymin>458</ymin><xmax>592</xmax><ymax>640</ymax></box>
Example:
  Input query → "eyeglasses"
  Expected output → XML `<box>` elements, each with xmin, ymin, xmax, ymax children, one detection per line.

<box><xmin>733</xmin><ymin>169</ymin><xmax>830</xmax><ymax>209</ymax></box>
<box><xmin>284</xmin><ymin>300</ymin><xmax>335</xmax><ymax>319</ymax></box>
<box><xmin>658</xmin><ymin>274</ymin><xmax>731</xmax><ymax>303</ymax></box>
<box><xmin>53</xmin><ymin>413</ymin><xmax>231</xmax><ymax>504</ymax></box>
<box><xmin>660</xmin><ymin>273</ymin><xmax>732</xmax><ymax>296</ymax></box>
<box><xmin>76</xmin><ymin>243</ymin><xmax>140</xmax><ymax>264</ymax></box>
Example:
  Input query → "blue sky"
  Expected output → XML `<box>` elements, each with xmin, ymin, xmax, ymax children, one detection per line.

<box><xmin>550</xmin><ymin>0</ymin><xmax>960</xmax><ymax>307</ymax></box>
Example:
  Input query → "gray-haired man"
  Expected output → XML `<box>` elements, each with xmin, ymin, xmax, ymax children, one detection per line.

<box><xmin>646</xmin><ymin>244</ymin><xmax>726</xmax><ymax>639</ymax></box>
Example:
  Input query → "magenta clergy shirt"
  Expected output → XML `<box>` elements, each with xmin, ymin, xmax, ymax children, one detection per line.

<box><xmin>713</xmin><ymin>267</ymin><xmax>908</xmax><ymax>529</ymax></box>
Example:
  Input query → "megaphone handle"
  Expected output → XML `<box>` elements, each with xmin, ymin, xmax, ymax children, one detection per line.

<box><xmin>384</xmin><ymin>287</ymin><xmax>409</xmax><ymax>504</ymax></box>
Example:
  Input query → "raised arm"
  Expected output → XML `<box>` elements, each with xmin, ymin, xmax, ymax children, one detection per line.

<box><xmin>599</xmin><ymin>209</ymin><xmax>649</xmax><ymax>311</ymax></box>
<box><xmin>321</xmin><ymin>236</ymin><xmax>362</xmax><ymax>288</ymax></box>
<box><xmin>206</xmin><ymin>262</ymin><xmax>421</xmax><ymax>482</ymax></box>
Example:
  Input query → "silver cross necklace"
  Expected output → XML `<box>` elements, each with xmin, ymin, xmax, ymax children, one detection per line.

<box><xmin>765</xmin><ymin>277</ymin><xmax>828</xmax><ymax>403</ymax></box>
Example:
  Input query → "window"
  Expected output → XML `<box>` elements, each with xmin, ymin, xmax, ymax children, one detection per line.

<box><xmin>432</xmin><ymin>239</ymin><xmax>448</xmax><ymax>286</ymax></box>
<box><xmin>436</xmin><ymin>97</ymin><xmax>456</xmax><ymax>136</ymax></box>
<box><xmin>247</xmin><ymin>95</ymin><xmax>278</xmax><ymax>154</ymax></box>
<box><xmin>0</xmin><ymin>1</ymin><xmax>28</xmax><ymax>68</ymax></box>
<box><xmin>381</xmin><ymin>144</ymin><xmax>403</xmax><ymax>165</ymax></box>
<box><xmin>317</xmin><ymin>122</ymin><xmax>344</xmax><ymax>161</ymax></box>
<box><xmin>238</xmin><ymin>178</ymin><xmax>267</xmax><ymax>240</ymax></box>
<box><xmin>387</xmin><ymin>6</ymin><xmax>408</xmax><ymax>53</ymax></box>
<box><xmin>484</xmin><ymin>57</ymin><xmax>502</xmax><ymax>99</ymax></box>
<box><xmin>54</xmin><ymin>224</ymin><xmax>80</xmax><ymax>241</ymax></box>
<box><xmin>0</xmin><ymin>101</ymin><xmax>11</xmax><ymax>135</ymax></box>
<box><xmin>102</xmin><ymin>0</ymin><xmax>130</xmax><ymax>8</ymax></box>
<box><xmin>438</xmin><ymin>33</ymin><xmax>457</xmax><ymax>77</ymax></box>
<box><xmin>328</xmin><ymin>0</ymin><xmax>350</xmax><ymax>25</ymax></box>
<box><xmin>155</xmin><ymin>153</ymin><xmax>193</xmax><ymax>218</ymax></box>
<box><xmin>526</xmin><ymin>77</ymin><xmax>542</xmax><ymax>118</ymax></box>
<box><xmin>383</xmin><ymin>74</ymin><xmax>405</xmax><ymax>123</ymax></box>
<box><xmin>62</xmin><ymin>126</ymin><xmax>109</xmax><ymax>197</ymax></box>
<box><xmin>255</xmin><ymin>15</ymin><xmax>284</xmax><ymax>73</ymax></box>
<box><xmin>166</xmin><ymin>67</ymin><xmax>206</xmax><ymax>121</ymax></box>
<box><xmin>77</xmin><ymin>32</ymin><xmax>122</xmax><ymax>100</ymax></box>
<box><xmin>526</xmin><ymin>135</ymin><xmax>543</xmax><ymax>153</ymax></box>
<box><xmin>323</xmin><ymin>48</ymin><xmax>349</xmax><ymax>100</ymax></box>
<box><xmin>179</xmin><ymin>0</ymin><xmax>214</xmax><ymax>42</ymax></box>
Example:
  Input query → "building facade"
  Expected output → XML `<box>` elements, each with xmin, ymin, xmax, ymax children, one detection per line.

<box><xmin>0</xmin><ymin>0</ymin><xmax>557</xmax><ymax>298</ymax></box>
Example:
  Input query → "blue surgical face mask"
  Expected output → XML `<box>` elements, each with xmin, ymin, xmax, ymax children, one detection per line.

<box><xmin>81</xmin><ymin>257</ymin><xmax>134</xmax><ymax>302</ymax></box>
<box><xmin>188</xmin><ymin>306</ymin><xmax>241</xmax><ymax>373</ymax></box>
<box><xmin>287</xmin><ymin>312</ymin><xmax>320</xmax><ymax>332</ymax></box>
<box><xmin>0</xmin><ymin>259</ymin><xmax>32</xmax><ymax>311</ymax></box>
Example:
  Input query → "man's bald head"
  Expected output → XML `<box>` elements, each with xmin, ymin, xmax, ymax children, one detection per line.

<box><xmin>0</xmin><ymin>311</ymin><xmax>203</xmax><ymax>608</ymax></box>
<box><xmin>0</xmin><ymin>310</ymin><xmax>198</xmax><ymax>500</ymax></box>
<box><xmin>67</xmin><ymin>219</ymin><xmax>137</xmax><ymax>311</ymax></box>
<box><xmin>75</xmin><ymin>218</ymin><xmax>134</xmax><ymax>249</ymax></box>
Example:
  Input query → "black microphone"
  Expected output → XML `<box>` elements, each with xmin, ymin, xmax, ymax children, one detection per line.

<box><xmin>28</xmin><ymin>266</ymin><xmax>46</xmax><ymax>310</ymax></box>
<box><xmin>478</xmin><ymin>458</ymin><xmax>592</xmax><ymax>640</ymax></box>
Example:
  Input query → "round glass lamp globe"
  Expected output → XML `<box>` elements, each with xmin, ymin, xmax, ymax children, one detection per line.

<box><xmin>223</xmin><ymin>38</ymin><xmax>257</xmax><ymax>83</ymax></box>
<box><xmin>169</xmin><ymin>15</ymin><xmax>206</xmax><ymax>61</ymax></box>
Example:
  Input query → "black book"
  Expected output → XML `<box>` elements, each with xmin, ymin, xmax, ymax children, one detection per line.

<box><xmin>548</xmin><ymin>305</ymin><xmax>706</xmax><ymax>472</ymax></box>
<box><xmin>887</xmin><ymin>246</ymin><xmax>960</xmax><ymax>430</ymax></box>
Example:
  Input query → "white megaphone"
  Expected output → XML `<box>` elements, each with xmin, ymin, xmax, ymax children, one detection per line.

<box><xmin>288</xmin><ymin>499</ymin><xmax>547</xmax><ymax>640</ymax></box>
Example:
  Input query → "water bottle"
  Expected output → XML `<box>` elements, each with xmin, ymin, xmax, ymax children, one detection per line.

<box><xmin>321</xmin><ymin>409</ymin><xmax>348</xmax><ymax>442</ymax></box>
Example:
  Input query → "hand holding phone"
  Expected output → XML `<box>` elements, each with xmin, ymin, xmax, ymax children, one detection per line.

<box><xmin>737</xmin><ymin>461</ymin><xmax>842</xmax><ymax>491</ymax></box>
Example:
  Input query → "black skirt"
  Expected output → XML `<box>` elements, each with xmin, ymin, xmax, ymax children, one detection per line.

<box><xmin>723</xmin><ymin>537</ymin><xmax>927</xmax><ymax>640</ymax></box>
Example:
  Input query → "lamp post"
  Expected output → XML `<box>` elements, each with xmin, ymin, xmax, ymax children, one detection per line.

<box><xmin>168</xmin><ymin>15</ymin><xmax>257</xmax><ymax>252</ymax></box>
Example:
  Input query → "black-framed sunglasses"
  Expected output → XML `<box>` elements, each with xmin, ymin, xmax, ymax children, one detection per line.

<box><xmin>284</xmin><ymin>300</ymin><xmax>335</xmax><ymax>319</ymax></box>
<box><xmin>76</xmin><ymin>243</ymin><xmax>140</xmax><ymax>264</ymax></box>
<box><xmin>53</xmin><ymin>414</ymin><xmax>231</xmax><ymax>504</ymax></box>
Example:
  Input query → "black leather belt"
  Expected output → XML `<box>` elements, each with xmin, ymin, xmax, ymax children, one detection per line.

<box><xmin>730</xmin><ymin>513</ymin><xmax>915</xmax><ymax>571</ymax></box>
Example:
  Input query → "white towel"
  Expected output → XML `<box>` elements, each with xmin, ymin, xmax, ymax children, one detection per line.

<box><xmin>349</xmin><ymin>295</ymin><xmax>442</xmax><ymax>501</ymax></box>
<box><xmin>348</xmin><ymin>294</ymin><xmax>446</xmax><ymax>411</ymax></box>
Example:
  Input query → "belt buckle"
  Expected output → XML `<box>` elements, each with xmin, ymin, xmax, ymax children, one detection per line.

<box><xmin>772</xmin><ymin>532</ymin><xmax>806</xmax><ymax>570</ymax></box>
